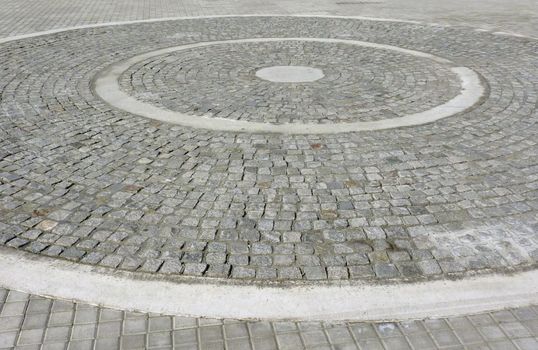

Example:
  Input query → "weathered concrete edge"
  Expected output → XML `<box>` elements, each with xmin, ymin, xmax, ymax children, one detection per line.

<box><xmin>0</xmin><ymin>247</ymin><xmax>536</xmax><ymax>321</ymax></box>
<box><xmin>0</xmin><ymin>14</ymin><xmax>536</xmax><ymax>46</ymax></box>
<box><xmin>93</xmin><ymin>38</ymin><xmax>484</xmax><ymax>134</ymax></box>
<box><xmin>0</xmin><ymin>15</ymin><xmax>420</xmax><ymax>44</ymax></box>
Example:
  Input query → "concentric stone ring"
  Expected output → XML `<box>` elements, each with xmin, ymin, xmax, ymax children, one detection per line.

<box><xmin>94</xmin><ymin>37</ymin><xmax>484</xmax><ymax>134</ymax></box>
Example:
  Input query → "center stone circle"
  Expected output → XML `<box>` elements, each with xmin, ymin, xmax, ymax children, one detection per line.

<box><xmin>255</xmin><ymin>65</ymin><xmax>325</xmax><ymax>83</ymax></box>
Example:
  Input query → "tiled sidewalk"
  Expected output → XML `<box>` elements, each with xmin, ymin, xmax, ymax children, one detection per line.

<box><xmin>1</xmin><ymin>287</ymin><xmax>537</xmax><ymax>350</ymax></box>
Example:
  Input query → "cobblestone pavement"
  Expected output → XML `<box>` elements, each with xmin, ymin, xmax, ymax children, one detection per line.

<box><xmin>0</xmin><ymin>287</ymin><xmax>537</xmax><ymax>350</ymax></box>
<box><xmin>0</xmin><ymin>0</ymin><xmax>538</xmax><ymax>350</ymax></box>
<box><xmin>1</xmin><ymin>16</ymin><xmax>538</xmax><ymax>281</ymax></box>
<box><xmin>0</xmin><ymin>2</ymin><xmax>537</xmax><ymax>350</ymax></box>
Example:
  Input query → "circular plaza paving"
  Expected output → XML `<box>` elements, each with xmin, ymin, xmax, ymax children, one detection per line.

<box><xmin>0</xmin><ymin>16</ymin><xmax>537</xmax><ymax>285</ymax></box>
<box><xmin>113</xmin><ymin>38</ymin><xmax>464</xmax><ymax>125</ymax></box>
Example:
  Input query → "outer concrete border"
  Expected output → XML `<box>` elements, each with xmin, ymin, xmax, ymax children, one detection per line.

<box><xmin>1</xmin><ymin>247</ymin><xmax>537</xmax><ymax>321</ymax></box>
<box><xmin>0</xmin><ymin>14</ymin><xmax>537</xmax><ymax>45</ymax></box>
<box><xmin>0</xmin><ymin>14</ymin><xmax>535</xmax><ymax>46</ymax></box>
<box><xmin>93</xmin><ymin>37</ymin><xmax>484</xmax><ymax>134</ymax></box>
<box><xmin>0</xmin><ymin>15</ymin><xmax>422</xmax><ymax>45</ymax></box>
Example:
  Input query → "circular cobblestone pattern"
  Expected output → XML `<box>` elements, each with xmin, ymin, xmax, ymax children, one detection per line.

<box><xmin>0</xmin><ymin>17</ymin><xmax>537</xmax><ymax>282</ymax></box>
<box><xmin>118</xmin><ymin>39</ymin><xmax>463</xmax><ymax>124</ymax></box>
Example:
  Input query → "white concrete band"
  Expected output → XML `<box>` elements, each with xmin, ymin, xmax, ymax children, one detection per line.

<box><xmin>1</xmin><ymin>247</ymin><xmax>537</xmax><ymax>321</ymax></box>
<box><xmin>0</xmin><ymin>15</ymin><xmax>535</xmax><ymax>46</ymax></box>
<box><xmin>93</xmin><ymin>37</ymin><xmax>484</xmax><ymax>134</ymax></box>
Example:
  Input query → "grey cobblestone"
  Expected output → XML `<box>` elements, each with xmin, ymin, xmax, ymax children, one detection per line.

<box><xmin>0</xmin><ymin>4</ymin><xmax>537</xmax><ymax>287</ymax></box>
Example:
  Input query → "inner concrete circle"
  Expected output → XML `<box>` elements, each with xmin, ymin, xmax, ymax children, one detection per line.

<box><xmin>255</xmin><ymin>65</ymin><xmax>325</xmax><ymax>83</ymax></box>
<box><xmin>122</xmin><ymin>40</ymin><xmax>464</xmax><ymax>124</ymax></box>
<box><xmin>94</xmin><ymin>37</ymin><xmax>485</xmax><ymax>134</ymax></box>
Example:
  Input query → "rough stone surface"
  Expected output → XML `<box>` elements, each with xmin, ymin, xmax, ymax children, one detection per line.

<box><xmin>0</xmin><ymin>16</ymin><xmax>537</xmax><ymax>282</ymax></box>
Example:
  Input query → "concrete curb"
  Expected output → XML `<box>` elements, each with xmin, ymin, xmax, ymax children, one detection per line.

<box><xmin>1</xmin><ymin>248</ymin><xmax>537</xmax><ymax>321</ymax></box>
